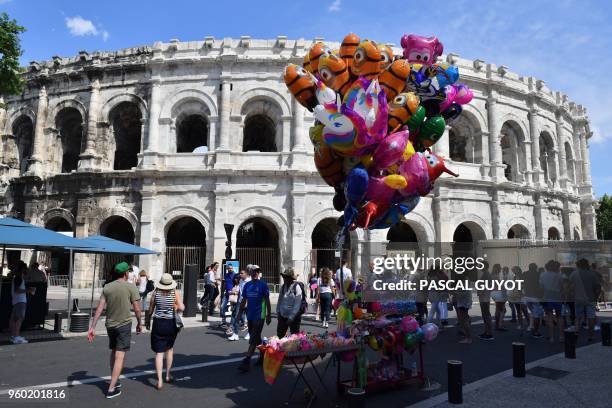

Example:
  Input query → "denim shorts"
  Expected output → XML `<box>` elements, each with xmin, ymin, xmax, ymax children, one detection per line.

<box><xmin>527</xmin><ymin>302</ymin><xmax>544</xmax><ymax>318</ymax></box>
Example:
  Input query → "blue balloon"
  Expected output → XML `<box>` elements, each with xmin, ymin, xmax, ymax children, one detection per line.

<box><xmin>343</xmin><ymin>166</ymin><xmax>369</xmax><ymax>228</ymax></box>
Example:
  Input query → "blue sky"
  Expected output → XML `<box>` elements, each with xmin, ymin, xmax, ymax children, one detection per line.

<box><xmin>2</xmin><ymin>0</ymin><xmax>611</xmax><ymax>196</ymax></box>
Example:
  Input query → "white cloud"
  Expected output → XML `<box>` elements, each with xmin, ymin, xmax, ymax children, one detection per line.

<box><xmin>65</xmin><ymin>16</ymin><xmax>109</xmax><ymax>41</ymax></box>
<box><xmin>328</xmin><ymin>0</ymin><xmax>341</xmax><ymax>12</ymax></box>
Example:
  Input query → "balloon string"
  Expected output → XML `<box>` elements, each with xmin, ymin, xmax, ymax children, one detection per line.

<box><xmin>391</xmin><ymin>124</ymin><xmax>402</xmax><ymax>134</ymax></box>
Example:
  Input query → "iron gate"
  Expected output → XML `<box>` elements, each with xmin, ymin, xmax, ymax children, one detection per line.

<box><xmin>165</xmin><ymin>246</ymin><xmax>207</xmax><ymax>278</ymax></box>
<box><xmin>236</xmin><ymin>247</ymin><xmax>279</xmax><ymax>285</ymax></box>
<box><xmin>309</xmin><ymin>248</ymin><xmax>352</xmax><ymax>277</ymax></box>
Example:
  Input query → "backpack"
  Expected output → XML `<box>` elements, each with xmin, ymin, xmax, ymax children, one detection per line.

<box><xmin>145</xmin><ymin>279</ymin><xmax>155</xmax><ymax>294</ymax></box>
<box><xmin>296</xmin><ymin>282</ymin><xmax>308</xmax><ymax>315</ymax></box>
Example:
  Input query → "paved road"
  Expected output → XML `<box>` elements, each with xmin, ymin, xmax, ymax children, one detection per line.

<box><xmin>0</xmin><ymin>312</ymin><xmax>605</xmax><ymax>408</ymax></box>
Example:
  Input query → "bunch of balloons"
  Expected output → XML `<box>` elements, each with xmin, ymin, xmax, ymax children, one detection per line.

<box><xmin>284</xmin><ymin>33</ymin><xmax>472</xmax><ymax>232</ymax></box>
<box><xmin>365</xmin><ymin>316</ymin><xmax>438</xmax><ymax>355</ymax></box>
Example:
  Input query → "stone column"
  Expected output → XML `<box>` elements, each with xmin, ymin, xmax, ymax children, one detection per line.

<box><xmin>212</xmin><ymin>177</ymin><xmax>231</xmax><ymax>262</ymax></box>
<box><xmin>580</xmin><ymin>200</ymin><xmax>596</xmax><ymax>239</ymax></box>
<box><xmin>550</xmin><ymin>150</ymin><xmax>560</xmax><ymax>188</ymax></box>
<box><xmin>79</xmin><ymin>79</ymin><xmax>101</xmax><ymax>170</ymax></box>
<box><xmin>146</xmin><ymin>81</ymin><xmax>161</xmax><ymax>153</ymax></box>
<box><xmin>27</xmin><ymin>84</ymin><xmax>48</xmax><ymax>176</ymax></box>
<box><xmin>555</xmin><ymin>113</ymin><xmax>568</xmax><ymax>189</ymax></box>
<box><xmin>292</xmin><ymin>99</ymin><xmax>306</xmax><ymax>151</ymax></box>
<box><xmin>281</xmin><ymin>117</ymin><xmax>291</xmax><ymax>152</ymax></box>
<box><xmin>487</xmin><ymin>92</ymin><xmax>503</xmax><ymax>181</ymax></box>
<box><xmin>491</xmin><ymin>189</ymin><xmax>501</xmax><ymax>239</ymax></box>
<box><xmin>579</xmin><ymin>130</ymin><xmax>592</xmax><ymax>186</ymax></box>
<box><xmin>218</xmin><ymin>79</ymin><xmax>232</xmax><ymax>151</ymax></box>
<box><xmin>533</xmin><ymin>194</ymin><xmax>544</xmax><ymax>240</ymax></box>
<box><xmin>432</xmin><ymin>187</ymin><xmax>452</xmax><ymax>243</ymax></box>
<box><xmin>562</xmin><ymin>202</ymin><xmax>572</xmax><ymax>240</ymax></box>
<box><xmin>290</xmin><ymin>177</ymin><xmax>307</xmax><ymax>281</ymax></box>
<box><xmin>523</xmin><ymin>140</ymin><xmax>533</xmax><ymax>185</ymax></box>
<box><xmin>434</xmin><ymin>125</ymin><xmax>450</xmax><ymax>158</ymax></box>
<box><xmin>0</xmin><ymin>96</ymin><xmax>6</xmax><ymax>132</ymax></box>
<box><xmin>528</xmin><ymin>109</ymin><xmax>543</xmax><ymax>186</ymax></box>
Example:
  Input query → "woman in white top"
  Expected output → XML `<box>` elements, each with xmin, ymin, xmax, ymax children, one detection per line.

<box><xmin>491</xmin><ymin>264</ymin><xmax>508</xmax><ymax>331</ymax></box>
<box><xmin>138</xmin><ymin>270</ymin><xmax>149</xmax><ymax>311</ymax></box>
<box><xmin>317</xmin><ymin>268</ymin><xmax>336</xmax><ymax>328</ymax></box>
<box><xmin>10</xmin><ymin>262</ymin><xmax>34</xmax><ymax>344</ymax></box>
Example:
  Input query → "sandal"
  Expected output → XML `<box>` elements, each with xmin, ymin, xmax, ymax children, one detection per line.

<box><xmin>166</xmin><ymin>376</ymin><xmax>175</xmax><ymax>383</ymax></box>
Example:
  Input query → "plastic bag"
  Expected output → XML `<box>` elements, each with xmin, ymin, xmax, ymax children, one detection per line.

<box><xmin>263</xmin><ymin>348</ymin><xmax>286</xmax><ymax>385</ymax></box>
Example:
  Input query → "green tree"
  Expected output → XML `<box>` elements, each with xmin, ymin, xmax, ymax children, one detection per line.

<box><xmin>596</xmin><ymin>194</ymin><xmax>612</xmax><ymax>240</ymax></box>
<box><xmin>0</xmin><ymin>12</ymin><xmax>26</xmax><ymax>101</ymax></box>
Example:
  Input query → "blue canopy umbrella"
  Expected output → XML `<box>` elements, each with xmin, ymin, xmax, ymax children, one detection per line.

<box><xmin>65</xmin><ymin>236</ymin><xmax>158</xmax><ymax>329</ymax></box>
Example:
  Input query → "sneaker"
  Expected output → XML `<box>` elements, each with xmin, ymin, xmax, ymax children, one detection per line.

<box><xmin>225</xmin><ymin>329</ymin><xmax>234</xmax><ymax>335</ymax></box>
<box><xmin>13</xmin><ymin>337</ymin><xmax>28</xmax><ymax>344</ymax></box>
<box><xmin>219</xmin><ymin>323</ymin><xmax>228</xmax><ymax>329</ymax></box>
<box><xmin>228</xmin><ymin>334</ymin><xmax>239</xmax><ymax>341</ymax></box>
<box><xmin>532</xmin><ymin>332</ymin><xmax>543</xmax><ymax>339</ymax></box>
<box><xmin>244</xmin><ymin>333</ymin><xmax>250</xmax><ymax>341</ymax></box>
<box><xmin>106</xmin><ymin>388</ymin><xmax>122</xmax><ymax>399</ymax></box>
<box><xmin>115</xmin><ymin>382</ymin><xmax>122</xmax><ymax>389</ymax></box>
<box><xmin>241</xmin><ymin>325</ymin><xmax>248</xmax><ymax>332</ymax></box>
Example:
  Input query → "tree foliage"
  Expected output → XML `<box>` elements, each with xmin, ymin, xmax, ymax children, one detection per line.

<box><xmin>596</xmin><ymin>194</ymin><xmax>612</xmax><ymax>240</ymax></box>
<box><xmin>0</xmin><ymin>12</ymin><xmax>26</xmax><ymax>99</ymax></box>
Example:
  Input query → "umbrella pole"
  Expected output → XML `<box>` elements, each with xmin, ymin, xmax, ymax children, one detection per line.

<box><xmin>0</xmin><ymin>245</ymin><xmax>5</xmax><ymax>307</ymax></box>
<box><xmin>66</xmin><ymin>249</ymin><xmax>74</xmax><ymax>332</ymax></box>
<box><xmin>90</xmin><ymin>254</ymin><xmax>97</xmax><ymax>322</ymax></box>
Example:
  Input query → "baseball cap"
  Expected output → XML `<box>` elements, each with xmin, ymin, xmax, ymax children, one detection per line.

<box><xmin>114</xmin><ymin>262</ymin><xmax>130</xmax><ymax>275</ymax></box>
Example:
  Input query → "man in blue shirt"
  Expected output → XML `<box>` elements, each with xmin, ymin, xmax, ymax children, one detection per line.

<box><xmin>220</xmin><ymin>263</ymin><xmax>237</xmax><ymax>330</ymax></box>
<box><xmin>238</xmin><ymin>265</ymin><xmax>271</xmax><ymax>372</ymax></box>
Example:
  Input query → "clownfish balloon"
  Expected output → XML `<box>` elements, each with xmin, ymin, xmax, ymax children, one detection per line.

<box><xmin>284</xmin><ymin>64</ymin><xmax>318</xmax><ymax>111</ymax></box>
<box><xmin>308</xmin><ymin>42</ymin><xmax>332</xmax><ymax>75</ymax></box>
<box><xmin>318</xmin><ymin>53</ymin><xmax>352</xmax><ymax>97</ymax></box>
<box><xmin>352</xmin><ymin>39</ymin><xmax>383</xmax><ymax>79</ymax></box>
<box><xmin>377</xmin><ymin>43</ymin><xmax>395</xmax><ymax>71</ymax></box>
<box><xmin>379</xmin><ymin>59</ymin><xmax>411</xmax><ymax>103</ymax></box>
<box><xmin>387</xmin><ymin>92</ymin><xmax>421</xmax><ymax>132</ymax></box>
<box><xmin>340</xmin><ymin>33</ymin><xmax>360</xmax><ymax>72</ymax></box>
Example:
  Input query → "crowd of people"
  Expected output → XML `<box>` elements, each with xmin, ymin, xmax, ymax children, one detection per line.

<box><xmin>415</xmin><ymin>259</ymin><xmax>607</xmax><ymax>344</ymax></box>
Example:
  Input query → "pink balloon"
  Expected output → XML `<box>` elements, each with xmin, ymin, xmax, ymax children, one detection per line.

<box><xmin>400</xmin><ymin>316</ymin><xmax>419</xmax><ymax>333</ymax></box>
<box><xmin>365</xmin><ymin>176</ymin><xmax>397</xmax><ymax>203</ymax></box>
<box><xmin>372</xmin><ymin>130</ymin><xmax>410</xmax><ymax>170</ymax></box>
<box><xmin>454</xmin><ymin>84</ymin><xmax>473</xmax><ymax>105</ymax></box>
<box><xmin>398</xmin><ymin>154</ymin><xmax>429</xmax><ymax>196</ymax></box>
<box><xmin>439</xmin><ymin>85</ymin><xmax>457</xmax><ymax>113</ymax></box>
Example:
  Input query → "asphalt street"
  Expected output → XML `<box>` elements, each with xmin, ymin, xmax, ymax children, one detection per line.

<box><xmin>0</xmin><ymin>312</ymin><xmax>605</xmax><ymax>408</ymax></box>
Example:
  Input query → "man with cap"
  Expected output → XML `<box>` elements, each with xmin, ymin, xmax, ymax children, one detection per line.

<box><xmin>276</xmin><ymin>267</ymin><xmax>304</xmax><ymax>337</ymax></box>
<box><xmin>88</xmin><ymin>262</ymin><xmax>142</xmax><ymax>399</ymax></box>
<box><xmin>237</xmin><ymin>265</ymin><xmax>271</xmax><ymax>372</ymax></box>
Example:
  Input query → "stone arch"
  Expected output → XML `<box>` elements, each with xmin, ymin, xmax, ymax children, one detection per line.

<box><xmin>100</xmin><ymin>214</ymin><xmax>137</xmax><ymax>244</ymax></box>
<box><xmin>161</xmin><ymin>205</ymin><xmax>212</xmax><ymax>240</ymax></box>
<box><xmin>6</xmin><ymin>106</ymin><xmax>36</xmax><ymax>134</ymax></box>
<box><xmin>239</xmin><ymin>95</ymin><xmax>284</xmax><ymax>152</ymax></box>
<box><xmin>233</xmin><ymin>206</ymin><xmax>289</xmax><ymax>253</ymax></box>
<box><xmin>403</xmin><ymin>211</ymin><xmax>436</xmax><ymax>242</ymax></box>
<box><xmin>451</xmin><ymin>214</ymin><xmax>491</xmax><ymax>241</ymax></box>
<box><xmin>539</xmin><ymin>130</ymin><xmax>557</xmax><ymax>184</ymax></box>
<box><xmin>42</xmin><ymin>208</ymin><xmax>76</xmax><ymax>231</ymax></box>
<box><xmin>506</xmin><ymin>222</ymin><xmax>531</xmax><ymax>239</ymax></box>
<box><xmin>498</xmin><ymin>113</ymin><xmax>529</xmax><ymax>140</ymax></box>
<box><xmin>47</xmin><ymin>98</ymin><xmax>88</xmax><ymax>129</ymax></box>
<box><xmin>547</xmin><ymin>226</ymin><xmax>561</xmax><ymax>241</ymax></box>
<box><xmin>233</xmin><ymin>87</ymin><xmax>291</xmax><ymax>118</ymax></box>
<box><xmin>100</xmin><ymin>93</ymin><xmax>148</xmax><ymax>122</ymax></box>
<box><xmin>7</xmin><ymin>114</ymin><xmax>34</xmax><ymax>174</ymax></box>
<box><xmin>96</xmin><ymin>208</ymin><xmax>139</xmax><ymax>239</ymax></box>
<box><xmin>159</xmin><ymin>89</ymin><xmax>218</xmax><ymax>119</ymax></box>
<box><xmin>460</xmin><ymin>104</ymin><xmax>487</xmax><ymax>134</ymax></box>
<box><xmin>107</xmin><ymin>101</ymin><xmax>144</xmax><ymax>170</ymax></box>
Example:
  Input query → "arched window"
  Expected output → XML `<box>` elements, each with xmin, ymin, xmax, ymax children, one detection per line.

<box><xmin>547</xmin><ymin>227</ymin><xmax>561</xmax><ymax>241</ymax></box>
<box><xmin>11</xmin><ymin>115</ymin><xmax>34</xmax><ymax>174</ymax></box>
<box><xmin>449</xmin><ymin>129</ymin><xmax>467</xmax><ymax>162</ymax></box>
<box><xmin>243</xmin><ymin>114</ymin><xmax>277</xmax><ymax>152</ymax></box>
<box><xmin>109</xmin><ymin>102</ymin><xmax>142</xmax><ymax>170</ymax></box>
<box><xmin>507</xmin><ymin>224</ymin><xmax>530</xmax><ymax>239</ymax></box>
<box><xmin>177</xmin><ymin>114</ymin><xmax>208</xmax><ymax>153</ymax></box>
<box><xmin>539</xmin><ymin>132</ymin><xmax>556</xmax><ymax>185</ymax></box>
<box><xmin>45</xmin><ymin>217</ymin><xmax>73</xmax><ymax>275</ymax></box>
<box><xmin>56</xmin><ymin>107</ymin><xmax>84</xmax><ymax>173</ymax></box>
<box><xmin>500</xmin><ymin>121</ymin><xmax>526</xmax><ymax>183</ymax></box>
<box><xmin>564</xmin><ymin>142</ymin><xmax>575</xmax><ymax>184</ymax></box>
<box><xmin>100</xmin><ymin>215</ymin><xmax>136</xmax><ymax>280</ymax></box>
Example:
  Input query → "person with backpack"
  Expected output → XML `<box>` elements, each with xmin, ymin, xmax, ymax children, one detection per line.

<box><xmin>276</xmin><ymin>267</ymin><xmax>304</xmax><ymax>338</ymax></box>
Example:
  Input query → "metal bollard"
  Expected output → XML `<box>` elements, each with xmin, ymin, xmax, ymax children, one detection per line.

<box><xmin>447</xmin><ymin>360</ymin><xmax>463</xmax><ymax>404</ymax></box>
<box><xmin>602</xmin><ymin>322</ymin><xmax>611</xmax><ymax>347</ymax></box>
<box><xmin>347</xmin><ymin>388</ymin><xmax>366</xmax><ymax>408</ymax></box>
<box><xmin>512</xmin><ymin>342</ymin><xmax>526</xmax><ymax>377</ymax></box>
<box><xmin>564</xmin><ymin>329</ymin><xmax>577</xmax><ymax>359</ymax></box>
<box><xmin>54</xmin><ymin>313</ymin><xmax>63</xmax><ymax>333</ymax></box>
<box><xmin>201</xmin><ymin>307</ymin><xmax>208</xmax><ymax>322</ymax></box>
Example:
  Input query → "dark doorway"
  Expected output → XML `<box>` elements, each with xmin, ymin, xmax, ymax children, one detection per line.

<box><xmin>11</xmin><ymin>115</ymin><xmax>34</xmax><ymax>174</ymax></box>
<box><xmin>110</xmin><ymin>102</ymin><xmax>142</xmax><ymax>170</ymax></box>
<box><xmin>177</xmin><ymin>114</ymin><xmax>208</xmax><ymax>153</ymax></box>
<box><xmin>56</xmin><ymin>108</ymin><xmax>83</xmax><ymax>173</ymax></box>
<box><xmin>165</xmin><ymin>217</ymin><xmax>207</xmax><ymax>277</ymax></box>
<box><xmin>236</xmin><ymin>218</ymin><xmax>280</xmax><ymax>286</ymax></box>
<box><xmin>45</xmin><ymin>217</ymin><xmax>73</xmax><ymax>276</ymax></box>
<box><xmin>311</xmin><ymin>218</ymin><xmax>350</xmax><ymax>273</ymax></box>
<box><xmin>242</xmin><ymin>115</ymin><xmax>277</xmax><ymax>152</ymax></box>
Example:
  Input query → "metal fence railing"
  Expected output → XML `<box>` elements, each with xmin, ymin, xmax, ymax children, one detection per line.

<box><xmin>48</xmin><ymin>275</ymin><xmax>106</xmax><ymax>289</ymax></box>
<box><xmin>165</xmin><ymin>246</ymin><xmax>206</xmax><ymax>278</ymax></box>
<box><xmin>236</xmin><ymin>247</ymin><xmax>279</xmax><ymax>285</ymax></box>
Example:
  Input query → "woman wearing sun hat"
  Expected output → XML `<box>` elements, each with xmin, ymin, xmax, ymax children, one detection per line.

<box><xmin>145</xmin><ymin>273</ymin><xmax>184</xmax><ymax>390</ymax></box>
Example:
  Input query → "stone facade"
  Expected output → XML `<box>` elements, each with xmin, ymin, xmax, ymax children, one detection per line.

<box><xmin>0</xmin><ymin>37</ymin><xmax>597</xmax><ymax>282</ymax></box>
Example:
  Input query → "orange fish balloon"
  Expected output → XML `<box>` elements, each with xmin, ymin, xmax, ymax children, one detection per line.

<box><xmin>352</xmin><ymin>39</ymin><xmax>382</xmax><ymax>79</ymax></box>
<box><xmin>284</xmin><ymin>64</ymin><xmax>317</xmax><ymax>111</ymax></box>
<box><xmin>387</xmin><ymin>92</ymin><xmax>420</xmax><ymax>131</ymax></box>
<box><xmin>308</xmin><ymin>42</ymin><xmax>332</xmax><ymax>75</ymax></box>
<box><xmin>340</xmin><ymin>33</ymin><xmax>360</xmax><ymax>72</ymax></box>
<box><xmin>318</xmin><ymin>53</ymin><xmax>352</xmax><ymax>97</ymax></box>
<box><xmin>379</xmin><ymin>59</ymin><xmax>411</xmax><ymax>102</ymax></box>
<box><xmin>377</xmin><ymin>43</ymin><xmax>395</xmax><ymax>71</ymax></box>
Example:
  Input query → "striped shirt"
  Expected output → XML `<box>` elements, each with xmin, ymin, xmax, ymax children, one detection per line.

<box><xmin>153</xmin><ymin>290</ymin><xmax>176</xmax><ymax>319</ymax></box>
